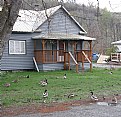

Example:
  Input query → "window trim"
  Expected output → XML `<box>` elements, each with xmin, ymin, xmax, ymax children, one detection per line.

<box><xmin>9</xmin><ymin>40</ymin><xmax>26</xmax><ymax>55</ymax></box>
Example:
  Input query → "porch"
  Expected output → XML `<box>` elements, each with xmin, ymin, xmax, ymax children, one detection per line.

<box><xmin>32</xmin><ymin>33</ymin><xmax>95</xmax><ymax>72</ymax></box>
<box><xmin>34</xmin><ymin>50</ymin><xmax>92</xmax><ymax>72</ymax></box>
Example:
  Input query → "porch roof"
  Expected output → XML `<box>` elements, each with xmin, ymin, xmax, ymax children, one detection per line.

<box><xmin>32</xmin><ymin>33</ymin><xmax>96</xmax><ymax>41</ymax></box>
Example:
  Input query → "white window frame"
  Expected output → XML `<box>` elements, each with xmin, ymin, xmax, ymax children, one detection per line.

<box><xmin>9</xmin><ymin>40</ymin><xmax>26</xmax><ymax>54</ymax></box>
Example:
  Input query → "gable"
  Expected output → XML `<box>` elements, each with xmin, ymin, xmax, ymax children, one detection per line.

<box><xmin>61</xmin><ymin>6</ymin><xmax>87</xmax><ymax>34</ymax></box>
<box><xmin>36</xmin><ymin>8</ymin><xmax>86</xmax><ymax>35</ymax></box>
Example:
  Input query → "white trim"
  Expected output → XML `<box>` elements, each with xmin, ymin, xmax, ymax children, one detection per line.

<box><xmin>9</xmin><ymin>40</ymin><xmax>26</xmax><ymax>54</ymax></box>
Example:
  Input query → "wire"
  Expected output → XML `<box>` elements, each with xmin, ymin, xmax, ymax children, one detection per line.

<box><xmin>109</xmin><ymin>1</ymin><xmax>114</xmax><ymax>11</ymax></box>
<box><xmin>109</xmin><ymin>0</ymin><xmax>121</xmax><ymax>12</ymax></box>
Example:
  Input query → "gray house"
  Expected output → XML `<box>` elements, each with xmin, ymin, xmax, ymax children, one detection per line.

<box><xmin>0</xmin><ymin>5</ymin><xmax>95</xmax><ymax>72</ymax></box>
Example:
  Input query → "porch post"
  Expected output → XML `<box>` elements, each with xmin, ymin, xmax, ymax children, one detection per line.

<box><xmin>82</xmin><ymin>53</ymin><xmax>84</xmax><ymax>71</ymax></box>
<box><xmin>64</xmin><ymin>41</ymin><xmax>66</xmax><ymax>70</ymax></box>
<box><xmin>89</xmin><ymin>40</ymin><xmax>92</xmax><ymax>71</ymax></box>
<box><xmin>42</xmin><ymin>39</ymin><xmax>45</xmax><ymax>63</ymax></box>
<box><xmin>68</xmin><ymin>53</ymin><xmax>70</xmax><ymax>70</ymax></box>
<box><xmin>81</xmin><ymin>41</ymin><xmax>84</xmax><ymax>72</ymax></box>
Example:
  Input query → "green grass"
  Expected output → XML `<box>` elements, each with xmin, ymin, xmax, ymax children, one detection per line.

<box><xmin>1</xmin><ymin>68</ymin><xmax>121</xmax><ymax>107</ymax></box>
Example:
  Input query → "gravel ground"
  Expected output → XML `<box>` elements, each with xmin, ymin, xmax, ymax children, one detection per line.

<box><xmin>93</xmin><ymin>63</ymin><xmax>121</xmax><ymax>69</ymax></box>
<box><xmin>6</xmin><ymin>101</ymin><xmax>121</xmax><ymax>117</ymax></box>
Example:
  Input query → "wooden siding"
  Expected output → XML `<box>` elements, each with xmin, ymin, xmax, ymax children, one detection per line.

<box><xmin>0</xmin><ymin>33</ymin><xmax>36</xmax><ymax>70</ymax></box>
<box><xmin>43</xmin><ymin>63</ymin><xmax>64</xmax><ymax>70</ymax></box>
<box><xmin>37</xmin><ymin>63</ymin><xmax>63</xmax><ymax>71</ymax></box>
<box><xmin>37</xmin><ymin>63</ymin><xmax>43</xmax><ymax>70</ymax></box>
<box><xmin>38</xmin><ymin>9</ymin><xmax>81</xmax><ymax>35</ymax></box>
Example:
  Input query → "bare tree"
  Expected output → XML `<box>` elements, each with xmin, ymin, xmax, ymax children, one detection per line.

<box><xmin>0</xmin><ymin>0</ymin><xmax>22</xmax><ymax>60</ymax></box>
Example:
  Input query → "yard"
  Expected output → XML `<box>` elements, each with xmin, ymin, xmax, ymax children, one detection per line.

<box><xmin>1</xmin><ymin>68</ymin><xmax>121</xmax><ymax>108</ymax></box>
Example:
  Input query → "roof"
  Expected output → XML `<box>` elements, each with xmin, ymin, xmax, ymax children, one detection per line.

<box><xmin>32</xmin><ymin>33</ymin><xmax>96</xmax><ymax>41</ymax></box>
<box><xmin>12</xmin><ymin>5</ymin><xmax>87</xmax><ymax>33</ymax></box>
<box><xmin>111</xmin><ymin>40</ymin><xmax>121</xmax><ymax>45</ymax></box>
<box><xmin>13</xmin><ymin>5</ymin><xmax>61</xmax><ymax>32</ymax></box>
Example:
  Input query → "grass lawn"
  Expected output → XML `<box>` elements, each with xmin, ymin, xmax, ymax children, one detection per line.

<box><xmin>1</xmin><ymin>68</ymin><xmax>121</xmax><ymax>107</ymax></box>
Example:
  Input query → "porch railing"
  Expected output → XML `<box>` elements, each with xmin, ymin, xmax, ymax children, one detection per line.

<box><xmin>34</xmin><ymin>50</ymin><xmax>91</xmax><ymax>64</ymax></box>
<box><xmin>34</xmin><ymin>50</ymin><xmax>64</xmax><ymax>63</ymax></box>
<box><xmin>76</xmin><ymin>50</ymin><xmax>91</xmax><ymax>62</ymax></box>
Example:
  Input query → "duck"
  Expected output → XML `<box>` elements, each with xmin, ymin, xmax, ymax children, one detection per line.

<box><xmin>109</xmin><ymin>71</ymin><xmax>113</xmax><ymax>75</ymax></box>
<box><xmin>90</xmin><ymin>91</ymin><xmax>98</xmax><ymax>101</ymax></box>
<box><xmin>26</xmin><ymin>75</ymin><xmax>30</xmax><ymax>78</ymax></box>
<box><xmin>68</xmin><ymin>93</ymin><xmax>77</xmax><ymax>98</ymax></box>
<box><xmin>40</xmin><ymin>78</ymin><xmax>48</xmax><ymax>86</ymax></box>
<box><xmin>108</xmin><ymin>95</ymin><xmax>117</xmax><ymax>106</ymax></box>
<box><xmin>102</xmin><ymin>96</ymin><xmax>106</xmax><ymax>101</ymax></box>
<box><xmin>18</xmin><ymin>75</ymin><xmax>29</xmax><ymax>78</ymax></box>
<box><xmin>43</xmin><ymin>89</ymin><xmax>48</xmax><ymax>98</ymax></box>
<box><xmin>4</xmin><ymin>83</ymin><xmax>11</xmax><ymax>87</ymax></box>
<box><xmin>12</xmin><ymin>79</ymin><xmax>18</xmax><ymax>83</ymax></box>
<box><xmin>43</xmin><ymin>89</ymin><xmax>48</xmax><ymax>103</ymax></box>
<box><xmin>64</xmin><ymin>74</ymin><xmax>66</xmax><ymax>79</ymax></box>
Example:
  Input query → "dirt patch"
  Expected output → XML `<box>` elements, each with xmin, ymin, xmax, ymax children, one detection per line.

<box><xmin>2</xmin><ymin>95</ymin><xmax>121</xmax><ymax>117</ymax></box>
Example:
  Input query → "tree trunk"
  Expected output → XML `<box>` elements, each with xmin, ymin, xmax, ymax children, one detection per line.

<box><xmin>0</xmin><ymin>0</ymin><xmax>22</xmax><ymax>60</ymax></box>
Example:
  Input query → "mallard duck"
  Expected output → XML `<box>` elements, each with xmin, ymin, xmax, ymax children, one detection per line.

<box><xmin>43</xmin><ymin>89</ymin><xmax>48</xmax><ymax>103</ymax></box>
<box><xmin>26</xmin><ymin>75</ymin><xmax>30</xmax><ymax>78</ymax></box>
<box><xmin>108</xmin><ymin>95</ymin><xmax>117</xmax><ymax>106</ymax></box>
<box><xmin>109</xmin><ymin>71</ymin><xmax>113</xmax><ymax>75</ymax></box>
<box><xmin>68</xmin><ymin>93</ymin><xmax>77</xmax><ymax>98</ymax></box>
<box><xmin>90</xmin><ymin>91</ymin><xmax>98</xmax><ymax>101</ymax></box>
<box><xmin>43</xmin><ymin>89</ymin><xmax>48</xmax><ymax>98</ymax></box>
<box><xmin>4</xmin><ymin>83</ymin><xmax>10</xmax><ymax>87</ymax></box>
<box><xmin>64</xmin><ymin>74</ymin><xmax>66</xmax><ymax>79</ymax></box>
<box><xmin>102</xmin><ymin>96</ymin><xmax>106</xmax><ymax>101</ymax></box>
<box><xmin>12</xmin><ymin>79</ymin><xmax>18</xmax><ymax>83</ymax></box>
<box><xmin>40</xmin><ymin>78</ymin><xmax>48</xmax><ymax>86</ymax></box>
<box><xmin>18</xmin><ymin>75</ymin><xmax>29</xmax><ymax>78</ymax></box>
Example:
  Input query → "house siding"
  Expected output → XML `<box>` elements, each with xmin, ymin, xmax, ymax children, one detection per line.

<box><xmin>0</xmin><ymin>33</ymin><xmax>39</xmax><ymax>70</ymax></box>
<box><xmin>43</xmin><ymin>63</ymin><xmax>64</xmax><ymax>71</ymax></box>
<box><xmin>37</xmin><ymin>63</ymin><xmax>63</xmax><ymax>71</ymax></box>
<box><xmin>37</xmin><ymin>8</ymin><xmax>81</xmax><ymax>35</ymax></box>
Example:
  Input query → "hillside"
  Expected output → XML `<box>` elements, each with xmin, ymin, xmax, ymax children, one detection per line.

<box><xmin>1</xmin><ymin>0</ymin><xmax>121</xmax><ymax>54</ymax></box>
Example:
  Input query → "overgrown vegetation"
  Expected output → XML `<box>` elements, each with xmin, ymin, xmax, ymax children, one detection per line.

<box><xmin>1</xmin><ymin>68</ymin><xmax>121</xmax><ymax>107</ymax></box>
<box><xmin>106</xmin><ymin>46</ymin><xmax>118</xmax><ymax>55</ymax></box>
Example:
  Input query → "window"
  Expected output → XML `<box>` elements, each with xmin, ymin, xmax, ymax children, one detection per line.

<box><xmin>9</xmin><ymin>40</ymin><xmax>26</xmax><ymax>54</ymax></box>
